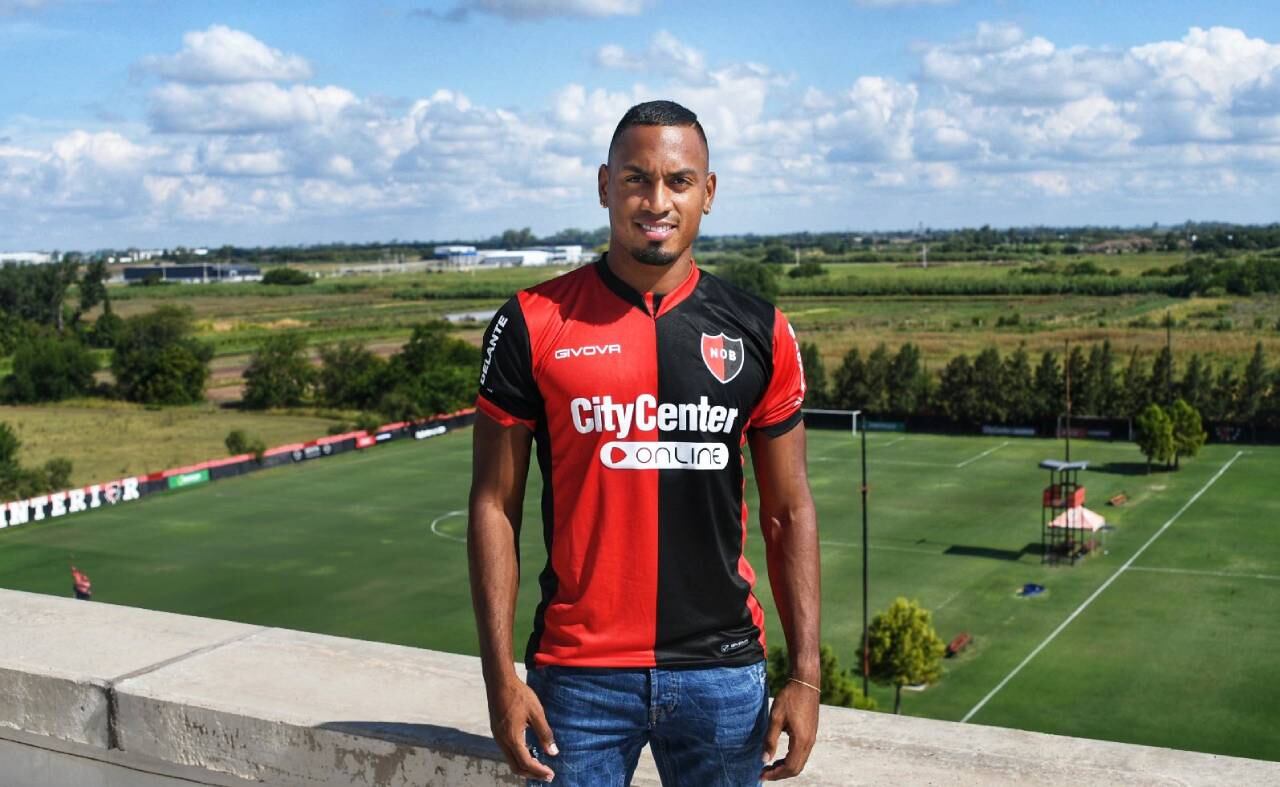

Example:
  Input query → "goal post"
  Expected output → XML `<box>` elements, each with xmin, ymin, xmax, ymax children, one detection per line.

<box><xmin>801</xmin><ymin>408</ymin><xmax>861</xmax><ymax>436</ymax></box>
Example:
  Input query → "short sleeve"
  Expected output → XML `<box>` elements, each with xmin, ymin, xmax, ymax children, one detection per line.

<box><xmin>749</xmin><ymin>309</ymin><xmax>806</xmax><ymax>437</ymax></box>
<box><xmin>476</xmin><ymin>296</ymin><xmax>541</xmax><ymax>430</ymax></box>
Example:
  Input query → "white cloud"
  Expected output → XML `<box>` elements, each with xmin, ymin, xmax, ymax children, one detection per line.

<box><xmin>424</xmin><ymin>0</ymin><xmax>650</xmax><ymax>21</ymax></box>
<box><xmin>595</xmin><ymin>31</ymin><xmax>710</xmax><ymax>84</ymax></box>
<box><xmin>148</xmin><ymin>82</ymin><xmax>357</xmax><ymax>134</ymax></box>
<box><xmin>138</xmin><ymin>25</ymin><xmax>312</xmax><ymax>84</ymax></box>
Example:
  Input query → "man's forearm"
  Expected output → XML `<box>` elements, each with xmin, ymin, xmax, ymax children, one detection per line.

<box><xmin>468</xmin><ymin>500</ymin><xmax>523</xmax><ymax>688</ymax></box>
<box><xmin>763</xmin><ymin>502</ymin><xmax>821</xmax><ymax>681</ymax></box>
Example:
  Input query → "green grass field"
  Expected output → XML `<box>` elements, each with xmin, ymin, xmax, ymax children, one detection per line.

<box><xmin>1</xmin><ymin>427</ymin><xmax>1276</xmax><ymax>761</ymax></box>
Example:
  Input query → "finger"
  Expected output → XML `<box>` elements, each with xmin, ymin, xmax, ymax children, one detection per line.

<box><xmin>761</xmin><ymin>756</ymin><xmax>800</xmax><ymax>781</ymax></box>
<box><xmin>506</xmin><ymin>737</ymin><xmax>555</xmax><ymax>782</ymax></box>
<box><xmin>496</xmin><ymin>727</ymin><xmax>555</xmax><ymax>782</ymax></box>
<box><xmin>528</xmin><ymin>703</ymin><xmax>560</xmax><ymax>757</ymax></box>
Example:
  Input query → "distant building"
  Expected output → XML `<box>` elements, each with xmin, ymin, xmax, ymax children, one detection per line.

<box><xmin>476</xmin><ymin>249</ymin><xmax>552</xmax><ymax>268</ymax></box>
<box><xmin>536</xmin><ymin>245</ymin><xmax>584</xmax><ymax>264</ymax></box>
<box><xmin>122</xmin><ymin>263</ymin><xmax>262</xmax><ymax>285</ymax></box>
<box><xmin>107</xmin><ymin>249</ymin><xmax>166</xmax><ymax>264</ymax></box>
<box><xmin>0</xmin><ymin>251</ymin><xmax>55</xmax><ymax>265</ymax></box>
<box><xmin>433</xmin><ymin>245</ymin><xmax>478</xmax><ymax>268</ymax></box>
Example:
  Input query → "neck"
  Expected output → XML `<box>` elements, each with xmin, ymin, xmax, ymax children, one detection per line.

<box><xmin>604</xmin><ymin>245</ymin><xmax>694</xmax><ymax>296</ymax></box>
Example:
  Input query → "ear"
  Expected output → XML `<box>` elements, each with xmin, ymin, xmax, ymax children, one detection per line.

<box><xmin>703</xmin><ymin>170</ymin><xmax>717</xmax><ymax>215</ymax></box>
<box><xmin>598</xmin><ymin>163</ymin><xmax>609</xmax><ymax>208</ymax></box>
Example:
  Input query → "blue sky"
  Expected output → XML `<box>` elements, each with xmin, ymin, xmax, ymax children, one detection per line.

<box><xmin>2</xmin><ymin>0</ymin><xmax>1279</xmax><ymax>249</ymax></box>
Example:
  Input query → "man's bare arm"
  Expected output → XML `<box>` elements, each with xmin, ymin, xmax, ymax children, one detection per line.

<box><xmin>749</xmin><ymin>424</ymin><xmax>821</xmax><ymax>781</ymax></box>
<box><xmin>467</xmin><ymin>412</ymin><xmax>557</xmax><ymax>782</ymax></box>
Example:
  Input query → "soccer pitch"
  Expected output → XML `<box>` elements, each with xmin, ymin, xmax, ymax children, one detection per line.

<box><xmin>1</xmin><ymin>428</ymin><xmax>1277</xmax><ymax>762</ymax></box>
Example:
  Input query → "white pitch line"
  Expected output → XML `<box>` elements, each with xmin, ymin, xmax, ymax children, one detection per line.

<box><xmin>955</xmin><ymin>441</ymin><xmax>1010</xmax><ymax>468</ymax></box>
<box><xmin>960</xmin><ymin>450</ymin><xmax>1244</xmax><ymax>724</ymax></box>
<box><xmin>1129</xmin><ymin>565</ymin><xmax>1280</xmax><ymax>582</ymax></box>
<box><xmin>883</xmin><ymin>437</ymin><xmax>906</xmax><ymax>447</ymax></box>
<box><xmin>429</xmin><ymin>509</ymin><xmax>468</xmax><ymax>544</ymax></box>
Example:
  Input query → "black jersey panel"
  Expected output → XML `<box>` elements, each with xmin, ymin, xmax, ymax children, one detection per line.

<box><xmin>478</xmin><ymin>296</ymin><xmax>542</xmax><ymax>423</ymax></box>
<box><xmin>652</xmin><ymin>274</ymin><xmax>777</xmax><ymax>665</ymax></box>
<box><xmin>524</xmin><ymin>417</ymin><xmax>559</xmax><ymax>667</ymax></box>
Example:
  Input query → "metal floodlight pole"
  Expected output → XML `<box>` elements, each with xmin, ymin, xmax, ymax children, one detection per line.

<box><xmin>851</xmin><ymin>409</ymin><xmax>870</xmax><ymax>697</ymax></box>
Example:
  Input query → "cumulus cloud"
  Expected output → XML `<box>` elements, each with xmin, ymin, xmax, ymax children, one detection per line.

<box><xmin>5</xmin><ymin>21</ymin><xmax>1280</xmax><ymax>247</ymax></box>
<box><xmin>138</xmin><ymin>25</ymin><xmax>312</xmax><ymax>84</ymax></box>
<box><xmin>595</xmin><ymin>31</ymin><xmax>709</xmax><ymax>84</ymax></box>
<box><xmin>414</xmin><ymin>0</ymin><xmax>650</xmax><ymax>22</ymax></box>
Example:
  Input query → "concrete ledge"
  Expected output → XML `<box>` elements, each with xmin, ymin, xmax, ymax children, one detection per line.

<box><xmin>1</xmin><ymin>588</ymin><xmax>1277</xmax><ymax>786</ymax></box>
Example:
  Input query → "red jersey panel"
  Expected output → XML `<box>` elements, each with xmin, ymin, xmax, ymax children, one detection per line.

<box><xmin>477</xmin><ymin>256</ymin><xmax>804</xmax><ymax>668</ymax></box>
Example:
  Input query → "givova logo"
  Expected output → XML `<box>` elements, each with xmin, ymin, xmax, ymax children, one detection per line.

<box><xmin>600</xmin><ymin>441</ymin><xmax>729</xmax><ymax>470</ymax></box>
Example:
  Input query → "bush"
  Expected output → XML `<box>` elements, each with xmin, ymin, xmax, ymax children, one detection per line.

<box><xmin>718</xmin><ymin>260</ymin><xmax>780</xmax><ymax>303</ymax></box>
<box><xmin>262</xmin><ymin>267</ymin><xmax>315</xmax><ymax>286</ymax></box>
<box><xmin>225</xmin><ymin>429</ymin><xmax>266</xmax><ymax>462</ymax></box>
<box><xmin>111</xmin><ymin>306</ymin><xmax>213</xmax><ymax>405</ymax></box>
<box><xmin>766</xmin><ymin>644</ymin><xmax>876</xmax><ymax>710</ymax></box>
<box><xmin>4</xmin><ymin>335</ymin><xmax>99</xmax><ymax>403</ymax></box>
<box><xmin>242</xmin><ymin>333</ymin><xmax>314</xmax><ymax>409</ymax></box>
<box><xmin>788</xmin><ymin>260</ymin><xmax>826</xmax><ymax>279</ymax></box>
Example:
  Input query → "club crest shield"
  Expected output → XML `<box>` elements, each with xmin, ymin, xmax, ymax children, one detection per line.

<box><xmin>701</xmin><ymin>332</ymin><xmax>745</xmax><ymax>384</ymax></box>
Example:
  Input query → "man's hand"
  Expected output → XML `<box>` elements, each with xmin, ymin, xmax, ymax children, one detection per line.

<box><xmin>487</xmin><ymin>675</ymin><xmax>558</xmax><ymax>782</ymax></box>
<box><xmin>761</xmin><ymin>681</ymin><xmax>819</xmax><ymax>781</ymax></box>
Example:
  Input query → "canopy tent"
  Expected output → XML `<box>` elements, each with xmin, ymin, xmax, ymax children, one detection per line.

<box><xmin>1047</xmin><ymin>506</ymin><xmax>1106</xmax><ymax>531</ymax></box>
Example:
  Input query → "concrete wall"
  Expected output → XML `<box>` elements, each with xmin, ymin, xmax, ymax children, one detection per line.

<box><xmin>1</xmin><ymin>588</ymin><xmax>1276</xmax><ymax>786</ymax></box>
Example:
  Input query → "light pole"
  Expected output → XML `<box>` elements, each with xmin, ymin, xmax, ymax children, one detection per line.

<box><xmin>851</xmin><ymin>409</ymin><xmax>869</xmax><ymax>697</ymax></box>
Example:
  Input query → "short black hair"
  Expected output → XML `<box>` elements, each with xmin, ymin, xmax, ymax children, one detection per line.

<box><xmin>608</xmin><ymin>100</ymin><xmax>708</xmax><ymax>162</ymax></box>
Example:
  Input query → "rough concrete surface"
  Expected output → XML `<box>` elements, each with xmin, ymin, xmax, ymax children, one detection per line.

<box><xmin>1</xmin><ymin>589</ymin><xmax>1278</xmax><ymax>786</ymax></box>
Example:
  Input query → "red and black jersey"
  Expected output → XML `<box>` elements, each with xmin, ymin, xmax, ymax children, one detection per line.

<box><xmin>477</xmin><ymin>256</ymin><xmax>805</xmax><ymax>669</ymax></box>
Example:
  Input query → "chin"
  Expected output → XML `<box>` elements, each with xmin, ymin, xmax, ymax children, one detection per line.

<box><xmin>631</xmin><ymin>244</ymin><xmax>680</xmax><ymax>267</ymax></box>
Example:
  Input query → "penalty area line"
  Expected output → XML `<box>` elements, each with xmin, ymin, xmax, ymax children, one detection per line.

<box><xmin>960</xmin><ymin>450</ymin><xmax>1244</xmax><ymax>724</ymax></box>
<box><xmin>955</xmin><ymin>441</ymin><xmax>1010</xmax><ymax>468</ymax></box>
<box><xmin>429</xmin><ymin>509</ymin><xmax>467</xmax><ymax>544</ymax></box>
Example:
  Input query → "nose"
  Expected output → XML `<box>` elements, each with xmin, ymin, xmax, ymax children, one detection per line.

<box><xmin>641</xmin><ymin>179</ymin><xmax>673</xmax><ymax>215</ymax></box>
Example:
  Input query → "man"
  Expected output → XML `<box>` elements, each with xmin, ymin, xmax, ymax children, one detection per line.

<box><xmin>469</xmin><ymin>100</ymin><xmax>820</xmax><ymax>786</ymax></box>
<box><xmin>71</xmin><ymin>565</ymin><xmax>92</xmax><ymax>601</ymax></box>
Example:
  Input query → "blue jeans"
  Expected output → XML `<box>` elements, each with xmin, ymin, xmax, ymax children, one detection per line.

<box><xmin>525</xmin><ymin>661</ymin><xmax>768</xmax><ymax>787</ymax></box>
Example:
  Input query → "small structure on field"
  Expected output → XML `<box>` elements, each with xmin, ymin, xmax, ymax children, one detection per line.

<box><xmin>1040</xmin><ymin>459</ymin><xmax>1106</xmax><ymax>565</ymax></box>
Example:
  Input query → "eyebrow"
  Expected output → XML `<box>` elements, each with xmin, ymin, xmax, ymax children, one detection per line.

<box><xmin>620</xmin><ymin>165</ymin><xmax>702</xmax><ymax>178</ymax></box>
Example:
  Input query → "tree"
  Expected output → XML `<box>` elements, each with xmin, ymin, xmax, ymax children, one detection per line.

<box><xmin>1180</xmin><ymin>353</ymin><xmax>1213</xmax><ymax>416</ymax></box>
<box><xmin>866</xmin><ymin>597</ymin><xmax>946</xmax><ymax>714</ymax></box>
<box><xmin>788</xmin><ymin>260</ymin><xmax>825</xmax><ymax>278</ymax></box>
<box><xmin>4</xmin><ymin>335</ymin><xmax>99</xmax><ymax>403</ymax></box>
<box><xmin>887</xmin><ymin>343</ymin><xmax>924</xmax><ymax>416</ymax></box>
<box><xmin>799</xmin><ymin>342</ymin><xmax>829</xmax><ymax>409</ymax></box>
<box><xmin>1002</xmin><ymin>344</ymin><xmax>1035</xmax><ymax>424</ymax></box>
<box><xmin>111</xmin><ymin>306</ymin><xmax>214</xmax><ymax>405</ymax></box>
<box><xmin>1119</xmin><ymin>349</ymin><xmax>1148</xmax><ymax>418</ymax></box>
<box><xmin>1169</xmin><ymin>399</ymin><xmax>1206</xmax><ymax>469</ymax></box>
<box><xmin>1065</xmin><ymin>345</ymin><xmax>1090</xmax><ymax>415</ymax></box>
<box><xmin>380</xmin><ymin>322</ymin><xmax>477</xmax><ymax>419</ymax></box>
<box><xmin>1149</xmin><ymin>346</ymin><xmax>1176</xmax><ymax>408</ymax></box>
<box><xmin>936</xmin><ymin>354</ymin><xmax>977</xmax><ymax>424</ymax></box>
<box><xmin>831</xmin><ymin>347</ymin><xmax>867</xmax><ymax>411</ymax></box>
<box><xmin>242</xmin><ymin>334</ymin><xmax>314</xmax><ymax>409</ymax></box>
<box><xmin>763</xmin><ymin>244</ymin><xmax>791</xmax><ymax>265</ymax></box>
<box><xmin>766</xmin><ymin>644</ymin><xmax>876</xmax><ymax>711</ymax></box>
<box><xmin>1208</xmin><ymin>365</ymin><xmax>1239</xmax><ymax>422</ymax></box>
<box><xmin>1033</xmin><ymin>350</ymin><xmax>1063</xmax><ymax>421</ymax></box>
<box><xmin>76</xmin><ymin>259</ymin><xmax>112</xmax><ymax>326</ymax></box>
<box><xmin>317</xmin><ymin>340</ymin><xmax>388</xmax><ymax>411</ymax></box>
<box><xmin>1087</xmin><ymin>340</ymin><xmax>1119</xmax><ymax>417</ymax></box>
<box><xmin>972</xmin><ymin>347</ymin><xmax>1006</xmax><ymax>424</ymax></box>
<box><xmin>0</xmin><ymin>421</ymin><xmax>73</xmax><ymax>500</ymax></box>
<box><xmin>1239</xmin><ymin>342</ymin><xmax>1268</xmax><ymax>424</ymax></box>
<box><xmin>262</xmin><ymin>267</ymin><xmax>315</xmax><ymax>286</ymax></box>
<box><xmin>1135</xmin><ymin>403</ymin><xmax>1174</xmax><ymax>473</ymax></box>
<box><xmin>719</xmin><ymin>260</ymin><xmax>779</xmax><ymax>303</ymax></box>
<box><xmin>863</xmin><ymin>344</ymin><xmax>892</xmax><ymax>414</ymax></box>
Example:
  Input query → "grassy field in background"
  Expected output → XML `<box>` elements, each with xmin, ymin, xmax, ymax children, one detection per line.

<box><xmin>0</xmin><ymin>401</ymin><xmax>342</xmax><ymax>485</ymax></box>
<box><xmin>1</xmin><ymin>428</ymin><xmax>1276</xmax><ymax>761</ymax></box>
<box><xmin>94</xmin><ymin>260</ymin><xmax>1280</xmax><ymax>385</ymax></box>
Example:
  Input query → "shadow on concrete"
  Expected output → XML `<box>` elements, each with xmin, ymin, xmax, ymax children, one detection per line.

<box><xmin>318</xmin><ymin>721</ymin><xmax>499</xmax><ymax>760</ymax></box>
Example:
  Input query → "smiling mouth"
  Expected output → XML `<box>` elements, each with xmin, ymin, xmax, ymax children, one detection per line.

<box><xmin>638</xmin><ymin>222</ymin><xmax>676</xmax><ymax>241</ymax></box>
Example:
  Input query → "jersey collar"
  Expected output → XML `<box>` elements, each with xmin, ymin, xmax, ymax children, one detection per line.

<box><xmin>594</xmin><ymin>253</ymin><xmax>701</xmax><ymax>318</ymax></box>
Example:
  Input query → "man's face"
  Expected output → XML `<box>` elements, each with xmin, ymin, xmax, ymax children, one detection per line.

<box><xmin>599</xmin><ymin>124</ymin><xmax>716</xmax><ymax>267</ymax></box>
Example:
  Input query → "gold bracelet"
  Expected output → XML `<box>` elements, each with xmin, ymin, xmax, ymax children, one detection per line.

<box><xmin>787</xmin><ymin>677</ymin><xmax>821</xmax><ymax>693</ymax></box>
